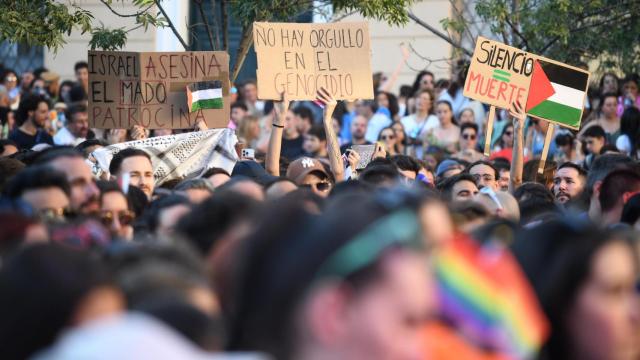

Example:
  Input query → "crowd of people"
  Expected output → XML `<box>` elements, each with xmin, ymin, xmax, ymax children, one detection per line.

<box><xmin>1</xmin><ymin>54</ymin><xmax>640</xmax><ymax>360</ymax></box>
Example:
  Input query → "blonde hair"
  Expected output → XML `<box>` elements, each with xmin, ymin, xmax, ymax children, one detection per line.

<box><xmin>237</xmin><ymin>114</ymin><xmax>260</xmax><ymax>145</ymax></box>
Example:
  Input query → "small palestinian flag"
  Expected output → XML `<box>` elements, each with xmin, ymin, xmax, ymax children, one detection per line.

<box><xmin>525</xmin><ymin>60</ymin><xmax>589</xmax><ymax>129</ymax></box>
<box><xmin>186</xmin><ymin>80</ymin><xmax>223</xmax><ymax>112</ymax></box>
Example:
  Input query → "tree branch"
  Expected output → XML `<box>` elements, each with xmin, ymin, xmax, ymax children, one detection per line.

<box><xmin>231</xmin><ymin>23</ymin><xmax>253</xmax><ymax>82</ymax></box>
<box><xmin>99</xmin><ymin>0</ymin><xmax>153</xmax><ymax>18</ymax></box>
<box><xmin>211</xmin><ymin>0</ymin><xmax>222</xmax><ymax>50</ymax></box>
<box><xmin>407</xmin><ymin>11</ymin><xmax>472</xmax><ymax>57</ymax></box>
<box><xmin>221</xmin><ymin>0</ymin><xmax>228</xmax><ymax>51</ymax></box>
<box><xmin>194</xmin><ymin>0</ymin><xmax>215</xmax><ymax>50</ymax></box>
<box><xmin>154</xmin><ymin>0</ymin><xmax>188</xmax><ymax>50</ymax></box>
<box><xmin>504</xmin><ymin>17</ymin><xmax>529</xmax><ymax>50</ymax></box>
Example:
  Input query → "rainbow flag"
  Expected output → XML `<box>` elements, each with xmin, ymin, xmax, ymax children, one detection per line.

<box><xmin>434</xmin><ymin>234</ymin><xmax>549</xmax><ymax>359</ymax></box>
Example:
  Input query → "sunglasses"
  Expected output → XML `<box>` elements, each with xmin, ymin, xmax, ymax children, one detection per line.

<box><xmin>38</xmin><ymin>207</ymin><xmax>74</xmax><ymax>221</ymax></box>
<box><xmin>504</xmin><ymin>131</ymin><xmax>513</xmax><ymax>136</ymax></box>
<box><xmin>462</xmin><ymin>134</ymin><xmax>476</xmax><ymax>140</ymax></box>
<box><xmin>100</xmin><ymin>210</ymin><xmax>135</xmax><ymax>227</ymax></box>
<box><xmin>381</xmin><ymin>135</ymin><xmax>395</xmax><ymax>140</ymax></box>
<box><xmin>301</xmin><ymin>181</ymin><xmax>332</xmax><ymax>192</ymax></box>
<box><xmin>5</xmin><ymin>76</ymin><xmax>17</xmax><ymax>82</ymax></box>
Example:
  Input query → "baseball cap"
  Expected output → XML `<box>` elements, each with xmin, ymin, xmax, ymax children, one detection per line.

<box><xmin>231</xmin><ymin>160</ymin><xmax>278</xmax><ymax>186</ymax></box>
<box><xmin>436</xmin><ymin>159</ymin><xmax>461</xmax><ymax>178</ymax></box>
<box><xmin>286</xmin><ymin>157</ymin><xmax>331</xmax><ymax>184</ymax></box>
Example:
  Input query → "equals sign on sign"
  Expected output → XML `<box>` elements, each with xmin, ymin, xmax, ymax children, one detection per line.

<box><xmin>492</xmin><ymin>69</ymin><xmax>511</xmax><ymax>83</ymax></box>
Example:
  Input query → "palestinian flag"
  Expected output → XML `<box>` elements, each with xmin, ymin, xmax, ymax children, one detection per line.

<box><xmin>525</xmin><ymin>60</ymin><xmax>589</xmax><ymax>129</ymax></box>
<box><xmin>186</xmin><ymin>80</ymin><xmax>223</xmax><ymax>112</ymax></box>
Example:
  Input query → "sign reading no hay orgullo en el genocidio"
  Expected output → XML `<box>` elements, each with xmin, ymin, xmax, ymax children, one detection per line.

<box><xmin>252</xmin><ymin>22</ymin><xmax>374</xmax><ymax>101</ymax></box>
<box><xmin>463</xmin><ymin>36</ymin><xmax>590</xmax><ymax>130</ymax></box>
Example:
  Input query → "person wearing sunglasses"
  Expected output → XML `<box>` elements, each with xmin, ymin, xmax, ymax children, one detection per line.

<box><xmin>453</xmin><ymin>122</ymin><xmax>484</xmax><ymax>163</ymax></box>
<box><xmin>4</xmin><ymin>165</ymin><xmax>72</xmax><ymax>222</ymax></box>
<box><xmin>286</xmin><ymin>157</ymin><xmax>334</xmax><ymax>198</ymax></box>
<box><xmin>378</xmin><ymin>126</ymin><xmax>399</xmax><ymax>156</ymax></box>
<box><xmin>97</xmin><ymin>181</ymin><xmax>135</xmax><ymax>241</ymax></box>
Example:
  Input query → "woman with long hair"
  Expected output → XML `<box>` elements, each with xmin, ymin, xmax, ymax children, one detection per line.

<box><xmin>391</xmin><ymin>121</ymin><xmax>408</xmax><ymax>155</ymax></box>
<box><xmin>378</xmin><ymin>126</ymin><xmax>399</xmax><ymax>156</ymax></box>
<box><xmin>424</xmin><ymin>100</ymin><xmax>459</xmax><ymax>154</ymax></box>
<box><xmin>616</xmin><ymin>107</ymin><xmax>640</xmax><ymax>158</ymax></box>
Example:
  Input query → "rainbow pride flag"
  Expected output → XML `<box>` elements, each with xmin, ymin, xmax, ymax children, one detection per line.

<box><xmin>434</xmin><ymin>235</ymin><xmax>549</xmax><ymax>359</ymax></box>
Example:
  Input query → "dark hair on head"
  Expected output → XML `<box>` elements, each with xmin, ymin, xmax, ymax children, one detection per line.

<box><xmin>621</xmin><ymin>193</ymin><xmax>640</xmax><ymax>225</ymax></box>
<box><xmin>435</xmin><ymin>78</ymin><xmax>450</xmax><ymax>90</ymax></box>
<box><xmin>0</xmin><ymin>108</ymin><xmax>13</xmax><ymax>126</ymax></box>
<box><xmin>399</xmin><ymin>85</ymin><xmax>413</xmax><ymax>98</ymax></box>
<box><xmin>492</xmin><ymin>157</ymin><xmax>510</xmax><ymax>171</ymax></box>
<box><xmin>435</xmin><ymin>100</ymin><xmax>457</xmax><ymax>124</ymax></box>
<box><xmin>32</xmin><ymin>146</ymin><xmax>83</xmax><ymax>165</ymax></box>
<box><xmin>0</xmin><ymin>243</ymin><xmax>112</xmax><ymax>360</ymax></box>
<box><xmin>620</xmin><ymin>107</ymin><xmax>640</xmax><ymax>152</ymax></box>
<box><xmin>74</xmin><ymin>61</ymin><xmax>89</xmax><ymax>72</ymax></box>
<box><xmin>522</xmin><ymin>159</ymin><xmax>557</xmax><ymax>188</ymax></box>
<box><xmin>230</xmin><ymin>101</ymin><xmax>248</xmax><ymax>112</ymax></box>
<box><xmin>292</xmin><ymin>105</ymin><xmax>314</xmax><ymax>123</ymax></box>
<box><xmin>68</xmin><ymin>84</ymin><xmax>87</xmax><ymax>102</ymax></box>
<box><xmin>496</xmin><ymin>122</ymin><xmax>514</xmax><ymax>149</ymax></box>
<box><xmin>587</xmin><ymin>154</ymin><xmax>635</xmax><ymax>194</ymax></box>
<box><xmin>411</xmin><ymin>71</ymin><xmax>435</xmax><ymax>96</ymax></box>
<box><xmin>75</xmin><ymin>139</ymin><xmax>108</xmax><ymax>158</ymax></box>
<box><xmin>228</xmin><ymin>190</ymin><xmax>420</xmax><ymax>358</ymax></box>
<box><xmin>16</xmin><ymin>94</ymin><xmax>49</xmax><ymax>126</ymax></box>
<box><xmin>175</xmin><ymin>178</ymin><xmax>214</xmax><ymax>194</ymax></box>
<box><xmin>96</xmin><ymin>180</ymin><xmax>131</xmax><ymax>208</ymax></box>
<box><xmin>600</xmin><ymin>92</ymin><xmax>618</xmax><ymax>107</ymax></box>
<box><xmin>202</xmin><ymin>167</ymin><xmax>231</xmax><ymax>179</ymax></box>
<box><xmin>390</xmin><ymin>154</ymin><xmax>420</xmax><ymax>175</ymax></box>
<box><xmin>1</xmin><ymin>68</ymin><xmax>17</xmax><ymax>80</ymax></box>
<box><xmin>109</xmin><ymin>148</ymin><xmax>151</xmax><ymax>175</ymax></box>
<box><xmin>376</xmin><ymin>91</ymin><xmax>399</xmax><ymax>118</ymax></box>
<box><xmin>622</xmin><ymin>73</ymin><xmax>640</xmax><ymax>87</ymax></box>
<box><xmin>359</xmin><ymin>158</ymin><xmax>399</xmax><ymax>186</ymax></box>
<box><xmin>307</xmin><ymin>124</ymin><xmax>326</xmax><ymax>141</ymax></box>
<box><xmin>143</xmin><ymin>194</ymin><xmax>191</xmax><ymax>234</ymax></box>
<box><xmin>127</xmin><ymin>185</ymin><xmax>148</xmax><ymax>219</ymax></box>
<box><xmin>329</xmin><ymin>179</ymin><xmax>373</xmax><ymax>198</ymax></box>
<box><xmin>513</xmin><ymin>182</ymin><xmax>557</xmax><ymax>224</ymax></box>
<box><xmin>599</xmin><ymin>168</ymin><xmax>640</xmax><ymax>212</ymax></box>
<box><xmin>599</xmin><ymin>72</ymin><xmax>619</xmax><ymax>95</ymax></box>
<box><xmin>437</xmin><ymin>172</ymin><xmax>477</xmax><ymax>201</ymax></box>
<box><xmin>4</xmin><ymin>165</ymin><xmax>70</xmax><ymax>199</ymax></box>
<box><xmin>582</xmin><ymin>125</ymin><xmax>606</xmax><ymax>139</ymax></box>
<box><xmin>512</xmin><ymin>219</ymin><xmax>635</xmax><ymax>359</ymax></box>
<box><xmin>557</xmin><ymin>162</ymin><xmax>587</xmax><ymax>177</ymax></box>
<box><xmin>0</xmin><ymin>157</ymin><xmax>25</xmax><ymax>193</ymax></box>
<box><xmin>554</xmin><ymin>133</ymin><xmax>574</xmax><ymax>147</ymax></box>
<box><xmin>466</xmin><ymin>160</ymin><xmax>499</xmax><ymax>180</ymax></box>
<box><xmin>64</xmin><ymin>102</ymin><xmax>87</xmax><ymax>123</ymax></box>
<box><xmin>460</xmin><ymin>122</ymin><xmax>478</xmax><ymax>135</ymax></box>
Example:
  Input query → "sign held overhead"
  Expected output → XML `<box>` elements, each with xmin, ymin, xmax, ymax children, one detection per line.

<box><xmin>88</xmin><ymin>51</ymin><xmax>230</xmax><ymax>129</ymax></box>
<box><xmin>252</xmin><ymin>22</ymin><xmax>374</xmax><ymax>101</ymax></box>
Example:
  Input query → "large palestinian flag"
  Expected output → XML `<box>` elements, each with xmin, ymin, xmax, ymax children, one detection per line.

<box><xmin>186</xmin><ymin>80</ymin><xmax>224</xmax><ymax>112</ymax></box>
<box><xmin>525</xmin><ymin>60</ymin><xmax>589</xmax><ymax>129</ymax></box>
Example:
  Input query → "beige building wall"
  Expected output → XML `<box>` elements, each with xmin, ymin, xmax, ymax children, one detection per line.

<box><xmin>338</xmin><ymin>0</ymin><xmax>452</xmax><ymax>94</ymax></box>
<box><xmin>44</xmin><ymin>0</ymin><xmax>160</xmax><ymax>82</ymax></box>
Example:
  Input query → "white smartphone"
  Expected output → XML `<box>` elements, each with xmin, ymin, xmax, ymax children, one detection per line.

<box><xmin>241</xmin><ymin>148</ymin><xmax>255</xmax><ymax>160</ymax></box>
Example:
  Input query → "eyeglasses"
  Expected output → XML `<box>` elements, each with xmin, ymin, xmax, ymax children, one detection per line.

<box><xmin>100</xmin><ymin>210</ymin><xmax>135</xmax><ymax>227</ymax></box>
<box><xmin>462</xmin><ymin>134</ymin><xmax>476</xmax><ymax>140</ymax></box>
<box><xmin>5</xmin><ymin>76</ymin><xmax>17</xmax><ymax>82</ymax></box>
<box><xmin>381</xmin><ymin>135</ymin><xmax>395</xmax><ymax>140</ymax></box>
<box><xmin>37</xmin><ymin>207</ymin><xmax>73</xmax><ymax>221</ymax></box>
<box><xmin>300</xmin><ymin>181</ymin><xmax>332</xmax><ymax>192</ymax></box>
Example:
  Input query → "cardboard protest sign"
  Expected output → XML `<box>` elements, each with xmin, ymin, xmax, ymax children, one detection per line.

<box><xmin>252</xmin><ymin>22</ymin><xmax>373</xmax><ymax>101</ymax></box>
<box><xmin>88</xmin><ymin>51</ymin><xmax>230</xmax><ymax>129</ymax></box>
<box><xmin>464</xmin><ymin>36</ymin><xmax>590</xmax><ymax>130</ymax></box>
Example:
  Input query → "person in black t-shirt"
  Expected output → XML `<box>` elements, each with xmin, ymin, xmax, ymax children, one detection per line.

<box><xmin>9</xmin><ymin>94</ymin><xmax>53</xmax><ymax>150</ymax></box>
<box><xmin>281</xmin><ymin>108</ymin><xmax>305</xmax><ymax>160</ymax></box>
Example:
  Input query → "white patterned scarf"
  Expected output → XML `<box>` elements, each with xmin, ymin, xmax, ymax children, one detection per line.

<box><xmin>92</xmin><ymin>128</ymin><xmax>238</xmax><ymax>185</ymax></box>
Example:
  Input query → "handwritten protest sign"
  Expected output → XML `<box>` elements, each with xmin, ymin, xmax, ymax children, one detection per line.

<box><xmin>252</xmin><ymin>22</ymin><xmax>373</xmax><ymax>101</ymax></box>
<box><xmin>464</xmin><ymin>36</ymin><xmax>590</xmax><ymax>130</ymax></box>
<box><xmin>88</xmin><ymin>51</ymin><xmax>230</xmax><ymax>129</ymax></box>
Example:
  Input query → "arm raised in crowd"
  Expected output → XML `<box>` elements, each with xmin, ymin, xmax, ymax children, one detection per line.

<box><xmin>509</xmin><ymin>101</ymin><xmax>525</xmax><ymax>193</ymax></box>
<box><xmin>265</xmin><ymin>96</ymin><xmax>289</xmax><ymax>176</ymax></box>
<box><xmin>379</xmin><ymin>45</ymin><xmax>410</xmax><ymax>93</ymax></box>
<box><xmin>316</xmin><ymin>87</ymin><xmax>345</xmax><ymax>182</ymax></box>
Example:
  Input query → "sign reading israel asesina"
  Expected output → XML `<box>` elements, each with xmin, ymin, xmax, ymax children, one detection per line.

<box><xmin>463</xmin><ymin>36</ymin><xmax>590</xmax><ymax>130</ymax></box>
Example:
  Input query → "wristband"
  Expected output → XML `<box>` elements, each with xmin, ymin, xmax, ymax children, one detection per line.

<box><xmin>272</xmin><ymin>123</ymin><xmax>284</xmax><ymax>128</ymax></box>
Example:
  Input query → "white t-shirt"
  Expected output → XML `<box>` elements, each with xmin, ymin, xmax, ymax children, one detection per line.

<box><xmin>365</xmin><ymin>113</ymin><xmax>392</xmax><ymax>143</ymax></box>
<box><xmin>53</xmin><ymin>127</ymin><xmax>85</xmax><ymax>146</ymax></box>
<box><xmin>400</xmin><ymin>114</ymin><xmax>439</xmax><ymax>139</ymax></box>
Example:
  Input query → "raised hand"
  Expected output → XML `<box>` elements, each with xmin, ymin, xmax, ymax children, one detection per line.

<box><xmin>509</xmin><ymin>100</ymin><xmax>526</xmax><ymax>130</ymax></box>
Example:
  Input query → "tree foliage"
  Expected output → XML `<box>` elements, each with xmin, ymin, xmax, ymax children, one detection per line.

<box><xmin>439</xmin><ymin>0</ymin><xmax>640</xmax><ymax>73</ymax></box>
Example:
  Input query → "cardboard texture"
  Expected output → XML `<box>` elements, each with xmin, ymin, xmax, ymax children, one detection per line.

<box><xmin>253</xmin><ymin>21</ymin><xmax>374</xmax><ymax>101</ymax></box>
<box><xmin>88</xmin><ymin>51</ymin><xmax>230</xmax><ymax>129</ymax></box>
<box><xmin>464</xmin><ymin>36</ymin><xmax>590</xmax><ymax>130</ymax></box>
